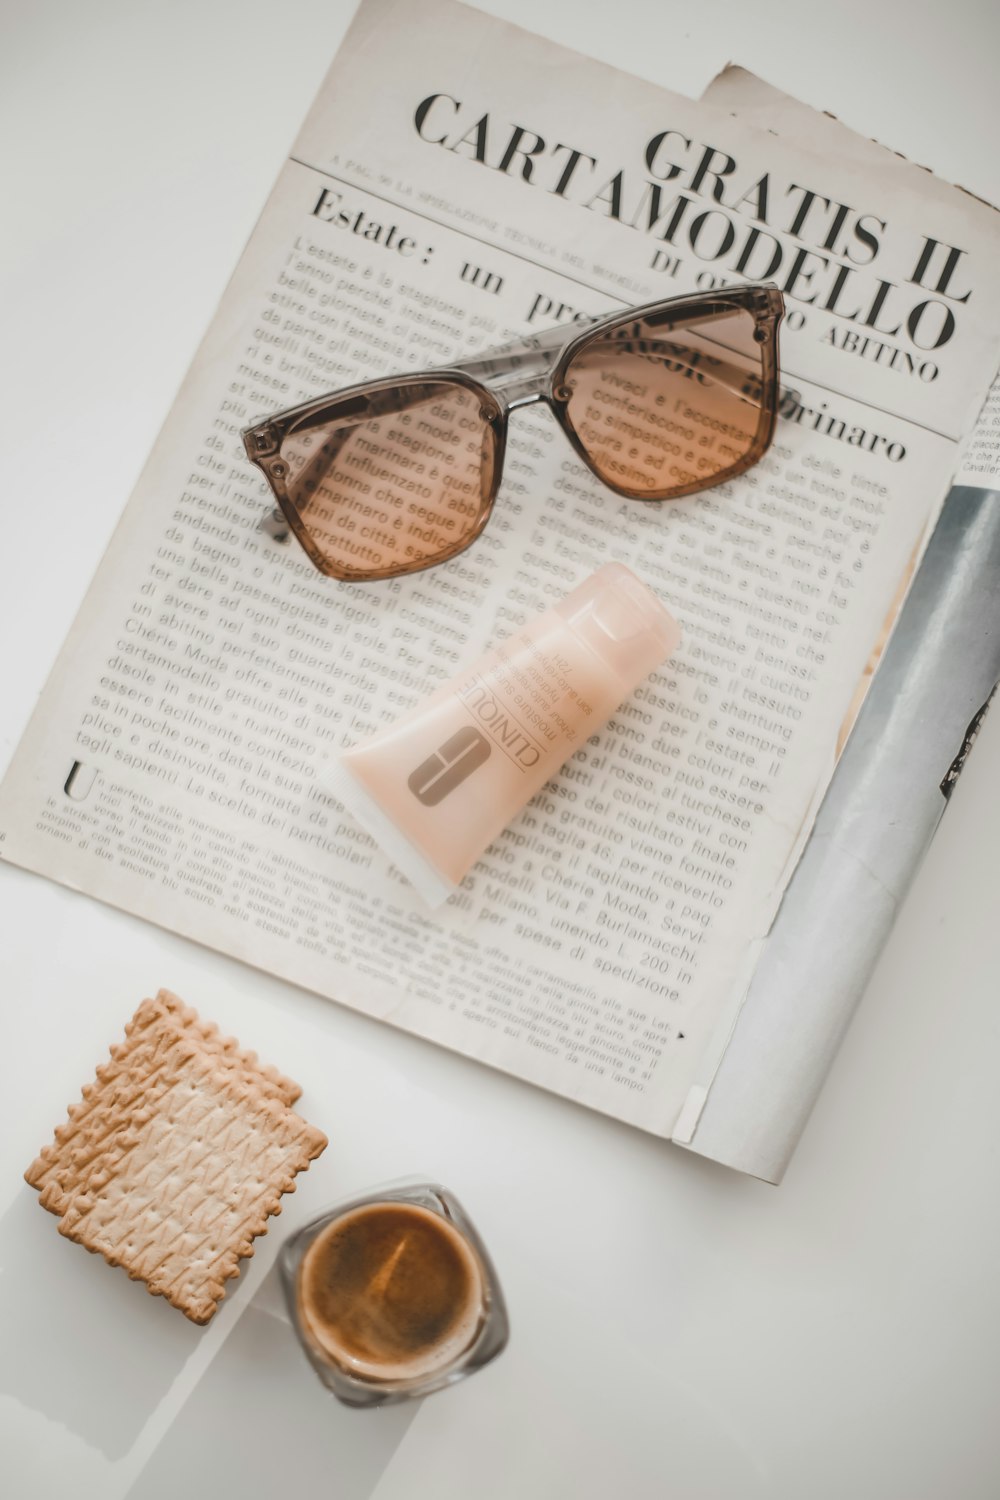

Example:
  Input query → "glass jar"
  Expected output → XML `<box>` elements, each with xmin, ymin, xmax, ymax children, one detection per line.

<box><xmin>279</xmin><ymin>1181</ymin><xmax>509</xmax><ymax>1407</ymax></box>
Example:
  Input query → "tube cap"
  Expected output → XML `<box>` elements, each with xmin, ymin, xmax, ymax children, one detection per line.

<box><xmin>555</xmin><ymin>563</ymin><xmax>681</xmax><ymax>687</ymax></box>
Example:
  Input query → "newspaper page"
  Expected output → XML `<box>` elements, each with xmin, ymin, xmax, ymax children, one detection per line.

<box><xmin>2</xmin><ymin>0</ymin><xmax>999</xmax><ymax>1152</ymax></box>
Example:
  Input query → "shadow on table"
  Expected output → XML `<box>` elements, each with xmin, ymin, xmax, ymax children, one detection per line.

<box><xmin>0</xmin><ymin>1188</ymin><xmax>201</xmax><ymax>1459</ymax></box>
<box><xmin>125</xmin><ymin>1265</ymin><xmax>419</xmax><ymax>1500</ymax></box>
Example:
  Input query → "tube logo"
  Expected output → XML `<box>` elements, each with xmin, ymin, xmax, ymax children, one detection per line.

<box><xmin>408</xmin><ymin>726</ymin><xmax>492</xmax><ymax>805</ymax></box>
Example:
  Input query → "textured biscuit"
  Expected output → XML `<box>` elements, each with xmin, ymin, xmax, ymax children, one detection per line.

<box><xmin>24</xmin><ymin>993</ymin><xmax>326</xmax><ymax>1323</ymax></box>
<box><xmin>56</xmin><ymin>1045</ymin><xmax>326</xmax><ymax>1323</ymax></box>
<box><xmin>34</xmin><ymin>1026</ymin><xmax>221</xmax><ymax>1216</ymax></box>
<box><xmin>26</xmin><ymin>990</ymin><xmax>300</xmax><ymax>1214</ymax></box>
<box><xmin>149</xmin><ymin>989</ymin><xmax>302</xmax><ymax>1104</ymax></box>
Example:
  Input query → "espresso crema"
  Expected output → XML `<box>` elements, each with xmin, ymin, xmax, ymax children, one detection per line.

<box><xmin>297</xmin><ymin>1201</ymin><xmax>485</xmax><ymax>1382</ymax></box>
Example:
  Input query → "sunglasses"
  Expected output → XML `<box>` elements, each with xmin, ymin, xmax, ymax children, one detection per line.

<box><xmin>243</xmin><ymin>283</ymin><xmax>784</xmax><ymax>582</ymax></box>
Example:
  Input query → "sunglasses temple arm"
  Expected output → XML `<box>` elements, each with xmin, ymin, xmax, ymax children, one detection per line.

<box><xmin>260</xmin><ymin>507</ymin><xmax>291</xmax><ymax>541</ymax></box>
<box><xmin>617</xmin><ymin>341</ymin><xmax>797</xmax><ymax>414</ymax></box>
<box><xmin>450</xmin><ymin>328</ymin><xmax>794</xmax><ymax>412</ymax></box>
<box><xmin>257</xmin><ymin>384</ymin><xmax>457</xmax><ymax>539</ymax></box>
<box><xmin>258</xmin><ymin>421</ymin><xmax>360</xmax><ymax>538</ymax></box>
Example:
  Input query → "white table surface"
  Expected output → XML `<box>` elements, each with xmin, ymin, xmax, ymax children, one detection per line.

<box><xmin>3</xmin><ymin>2</ymin><xmax>1000</xmax><ymax>1496</ymax></box>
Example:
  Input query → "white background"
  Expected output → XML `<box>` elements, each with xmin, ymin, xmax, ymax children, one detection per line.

<box><xmin>2</xmin><ymin>2</ymin><xmax>1000</xmax><ymax>1496</ymax></box>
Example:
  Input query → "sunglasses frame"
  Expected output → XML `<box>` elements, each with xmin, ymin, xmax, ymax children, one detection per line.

<box><xmin>243</xmin><ymin>282</ymin><xmax>784</xmax><ymax>582</ymax></box>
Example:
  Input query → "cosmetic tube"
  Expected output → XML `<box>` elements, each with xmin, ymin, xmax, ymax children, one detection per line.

<box><xmin>329</xmin><ymin>563</ymin><xmax>681</xmax><ymax>906</ymax></box>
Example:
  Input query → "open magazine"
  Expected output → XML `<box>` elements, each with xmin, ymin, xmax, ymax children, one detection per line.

<box><xmin>680</xmin><ymin>68</ymin><xmax>1000</xmax><ymax>1178</ymax></box>
<box><xmin>3</xmin><ymin>0</ymin><xmax>999</xmax><ymax>1181</ymax></box>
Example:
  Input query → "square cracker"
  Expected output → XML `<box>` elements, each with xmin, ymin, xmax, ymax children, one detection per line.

<box><xmin>56</xmin><ymin>1041</ymin><xmax>327</xmax><ymax>1324</ymax></box>
<box><xmin>26</xmin><ymin>990</ymin><xmax>300</xmax><ymax>1214</ymax></box>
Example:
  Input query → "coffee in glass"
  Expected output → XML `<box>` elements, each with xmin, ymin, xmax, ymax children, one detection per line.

<box><xmin>280</xmin><ymin>1183</ymin><xmax>508</xmax><ymax>1406</ymax></box>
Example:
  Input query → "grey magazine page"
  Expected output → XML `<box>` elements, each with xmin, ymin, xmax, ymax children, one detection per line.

<box><xmin>2</xmin><ymin>0</ymin><xmax>1000</xmax><ymax>1173</ymax></box>
<box><xmin>681</xmin><ymin>69</ymin><xmax>1000</xmax><ymax>1179</ymax></box>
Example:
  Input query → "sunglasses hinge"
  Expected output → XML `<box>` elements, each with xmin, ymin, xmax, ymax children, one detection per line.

<box><xmin>246</xmin><ymin>424</ymin><xmax>280</xmax><ymax>459</ymax></box>
<box><xmin>750</xmin><ymin>285</ymin><xmax>781</xmax><ymax>321</ymax></box>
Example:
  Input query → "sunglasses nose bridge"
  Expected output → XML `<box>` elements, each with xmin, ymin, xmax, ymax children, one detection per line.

<box><xmin>505</xmin><ymin>388</ymin><xmax>547</xmax><ymax>415</ymax></box>
<box><xmin>494</xmin><ymin>364</ymin><xmax>552</xmax><ymax>411</ymax></box>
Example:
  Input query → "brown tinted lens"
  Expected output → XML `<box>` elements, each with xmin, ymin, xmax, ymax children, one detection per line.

<box><xmin>279</xmin><ymin>380</ymin><xmax>493</xmax><ymax>578</ymax></box>
<box><xmin>563</xmin><ymin>306</ymin><xmax>766</xmax><ymax>497</ymax></box>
